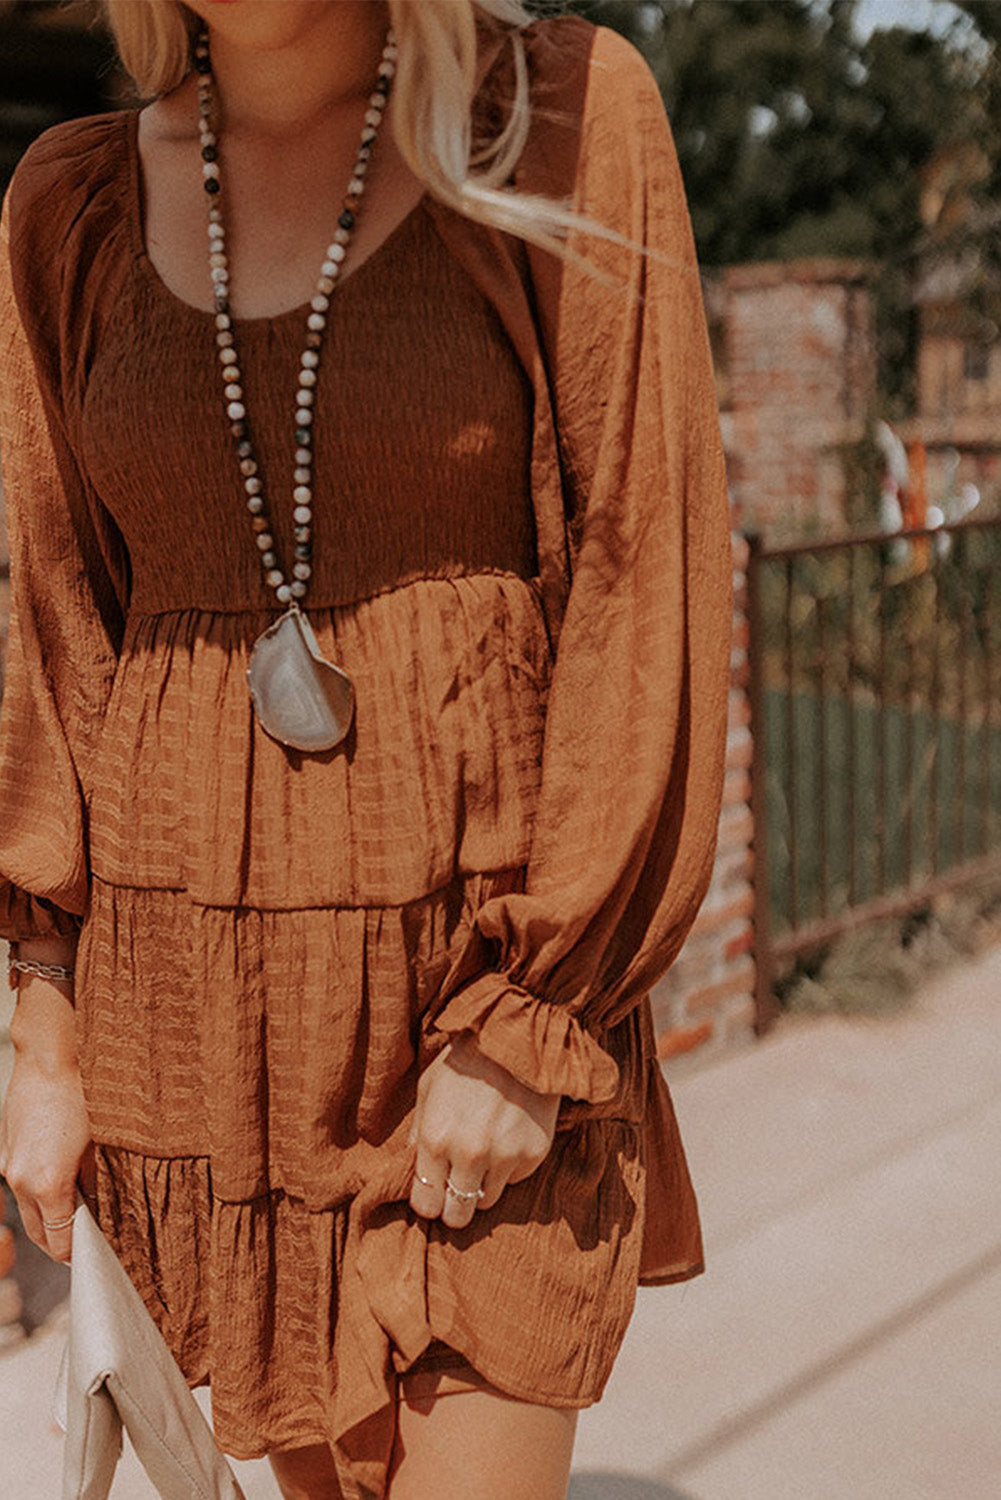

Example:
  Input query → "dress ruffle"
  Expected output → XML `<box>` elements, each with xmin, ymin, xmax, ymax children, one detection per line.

<box><xmin>91</xmin><ymin>1103</ymin><xmax>678</xmax><ymax>1497</ymax></box>
<box><xmin>426</xmin><ymin>970</ymin><xmax>621</xmax><ymax>1104</ymax></box>
<box><xmin>78</xmin><ymin>873</ymin><xmax>702</xmax><ymax>1494</ymax></box>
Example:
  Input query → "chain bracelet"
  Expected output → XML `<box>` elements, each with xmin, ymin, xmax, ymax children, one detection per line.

<box><xmin>7</xmin><ymin>952</ymin><xmax>76</xmax><ymax>992</ymax></box>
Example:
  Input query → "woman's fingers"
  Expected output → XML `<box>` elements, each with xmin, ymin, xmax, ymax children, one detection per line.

<box><xmin>409</xmin><ymin>1144</ymin><xmax>447</xmax><ymax>1220</ymax></box>
<box><xmin>408</xmin><ymin>1143</ymin><xmax>493</xmax><ymax>1228</ymax></box>
<box><xmin>40</xmin><ymin>1200</ymin><xmax>76</xmax><ymax>1263</ymax></box>
<box><xmin>76</xmin><ymin>1140</ymin><xmax>98</xmax><ymax>1204</ymax></box>
<box><xmin>19</xmin><ymin>1192</ymin><xmax>75</xmax><ymax>1263</ymax></box>
<box><xmin>439</xmin><ymin>1162</ymin><xmax>485</xmax><ymax>1230</ymax></box>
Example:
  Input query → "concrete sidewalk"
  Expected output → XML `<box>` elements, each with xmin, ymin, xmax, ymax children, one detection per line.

<box><xmin>2</xmin><ymin>945</ymin><xmax>999</xmax><ymax>1499</ymax></box>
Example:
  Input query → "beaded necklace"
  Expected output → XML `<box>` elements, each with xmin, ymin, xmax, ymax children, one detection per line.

<box><xmin>193</xmin><ymin>23</ymin><xmax>398</xmax><ymax>752</ymax></box>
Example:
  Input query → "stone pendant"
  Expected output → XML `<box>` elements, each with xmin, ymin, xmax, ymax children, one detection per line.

<box><xmin>246</xmin><ymin>604</ymin><xmax>355</xmax><ymax>753</ymax></box>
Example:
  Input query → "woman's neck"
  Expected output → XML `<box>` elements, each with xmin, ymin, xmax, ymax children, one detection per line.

<box><xmin>203</xmin><ymin>1</ymin><xmax>392</xmax><ymax>139</ymax></box>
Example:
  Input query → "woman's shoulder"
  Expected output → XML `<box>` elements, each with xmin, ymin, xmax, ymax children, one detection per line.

<box><xmin>6</xmin><ymin>110</ymin><xmax>130</xmax><ymax>262</ymax></box>
<box><xmin>495</xmin><ymin>14</ymin><xmax>665</xmax><ymax>203</ymax></box>
<box><xmin>521</xmin><ymin>12</ymin><xmax>662</xmax><ymax>111</ymax></box>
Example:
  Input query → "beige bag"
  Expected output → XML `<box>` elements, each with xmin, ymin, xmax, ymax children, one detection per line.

<box><xmin>52</xmin><ymin>1199</ymin><xmax>245</xmax><ymax>1500</ymax></box>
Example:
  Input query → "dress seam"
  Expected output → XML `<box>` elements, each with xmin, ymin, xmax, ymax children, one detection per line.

<box><xmin>125</xmin><ymin>567</ymin><xmax>544</xmax><ymax>622</ymax></box>
<box><xmin>88</xmin><ymin>865</ymin><xmax>527</xmax><ymax>915</ymax></box>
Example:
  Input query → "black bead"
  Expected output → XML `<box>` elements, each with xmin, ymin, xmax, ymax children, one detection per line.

<box><xmin>203</xmin><ymin>177</ymin><xmax>220</xmax><ymax>195</ymax></box>
<box><xmin>337</xmin><ymin>209</ymin><xmax>355</xmax><ymax>231</ymax></box>
<box><xmin>230</xmin><ymin>419</ymin><xmax>248</xmax><ymax>439</ymax></box>
<box><xmin>237</xmin><ymin>440</ymin><xmax>253</xmax><ymax>459</ymax></box>
<box><xmin>373</xmin><ymin>76</ymin><xmax>390</xmax><ymax>95</ymax></box>
<box><xmin>194</xmin><ymin>55</ymin><xmax>211</xmax><ymax>74</ymax></box>
<box><xmin>294</xmin><ymin>526</ymin><xmax>310</xmax><ymax>543</ymax></box>
<box><xmin>201</xmin><ymin>144</ymin><xmax>218</xmax><ymax>162</ymax></box>
<box><xmin>295</xmin><ymin>428</ymin><xmax>312</xmax><ymax>447</ymax></box>
<box><xmin>294</xmin><ymin>543</ymin><xmax>312</xmax><ymax>561</ymax></box>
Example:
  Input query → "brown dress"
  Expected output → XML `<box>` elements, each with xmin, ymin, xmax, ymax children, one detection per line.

<box><xmin>0</xmin><ymin>15</ymin><xmax>732</xmax><ymax>1499</ymax></box>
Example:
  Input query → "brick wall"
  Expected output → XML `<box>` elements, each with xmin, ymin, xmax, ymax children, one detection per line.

<box><xmin>650</xmin><ymin>533</ymin><xmax>757</xmax><ymax>1067</ymax></box>
<box><xmin>707</xmin><ymin>258</ymin><xmax>876</xmax><ymax>540</ymax></box>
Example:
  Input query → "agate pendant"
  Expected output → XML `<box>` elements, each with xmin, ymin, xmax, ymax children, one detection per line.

<box><xmin>246</xmin><ymin>603</ymin><xmax>355</xmax><ymax>752</ymax></box>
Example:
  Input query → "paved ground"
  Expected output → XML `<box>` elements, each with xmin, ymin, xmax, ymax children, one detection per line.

<box><xmin>1</xmin><ymin>943</ymin><xmax>999</xmax><ymax>1499</ymax></box>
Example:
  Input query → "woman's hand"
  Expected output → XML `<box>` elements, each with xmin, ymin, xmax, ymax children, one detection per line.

<box><xmin>408</xmin><ymin>1032</ymin><xmax>561</xmax><ymax>1229</ymax></box>
<box><xmin>0</xmin><ymin>972</ymin><xmax>95</xmax><ymax>1264</ymax></box>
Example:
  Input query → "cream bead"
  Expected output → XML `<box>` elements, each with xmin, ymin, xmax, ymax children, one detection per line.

<box><xmin>196</xmin><ymin>19</ymin><xmax>397</xmax><ymax>626</ymax></box>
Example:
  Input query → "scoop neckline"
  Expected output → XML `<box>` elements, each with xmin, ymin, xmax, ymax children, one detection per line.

<box><xmin>123</xmin><ymin>107</ymin><xmax>431</xmax><ymax>328</ymax></box>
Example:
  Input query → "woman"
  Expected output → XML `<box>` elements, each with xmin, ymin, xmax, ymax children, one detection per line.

<box><xmin>0</xmin><ymin>2</ymin><xmax>732</xmax><ymax>1497</ymax></box>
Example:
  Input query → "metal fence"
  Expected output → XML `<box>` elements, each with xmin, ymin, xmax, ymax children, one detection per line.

<box><xmin>747</xmin><ymin>515</ymin><xmax>1001</xmax><ymax>1029</ymax></box>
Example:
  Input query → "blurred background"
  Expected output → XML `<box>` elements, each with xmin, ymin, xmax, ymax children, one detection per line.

<box><xmin>0</xmin><ymin>3</ymin><xmax>999</xmax><ymax>1498</ymax></box>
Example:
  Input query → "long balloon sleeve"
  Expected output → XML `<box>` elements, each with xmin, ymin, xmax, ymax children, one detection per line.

<box><xmin>0</xmin><ymin>180</ymin><xmax>129</xmax><ymax>942</ymax></box>
<box><xmin>423</xmin><ymin>29</ymin><xmax>732</xmax><ymax>1102</ymax></box>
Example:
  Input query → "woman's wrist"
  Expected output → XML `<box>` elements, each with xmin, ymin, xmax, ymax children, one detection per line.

<box><xmin>10</xmin><ymin>933</ymin><xmax>79</xmax><ymax>968</ymax></box>
<box><xmin>8</xmin><ymin>972</ymin><xmax>78</xmax><ymax>1069</ymax></box>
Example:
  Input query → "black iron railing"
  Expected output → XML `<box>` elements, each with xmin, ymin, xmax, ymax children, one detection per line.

<box><xmin>747</xmin><ymin>515</ymin><xmax>1001</xmax><ymax>1029</ymax></box>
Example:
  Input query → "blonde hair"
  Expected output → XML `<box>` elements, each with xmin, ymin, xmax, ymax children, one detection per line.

<box><xmin>100</xmin><ymin>0</ymin><xmax>648</xmax><ymax>281</ymax></box>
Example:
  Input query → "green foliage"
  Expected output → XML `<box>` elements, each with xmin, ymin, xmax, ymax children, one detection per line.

<box><xmin>563</xmin><ymin>0</ymin><xmax>994</xmax><ymax>414</ymax></box>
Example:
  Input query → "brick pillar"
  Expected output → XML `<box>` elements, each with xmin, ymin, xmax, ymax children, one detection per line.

<box><xmin>648</xmin><ymin>533</ymin><xmax>756</xmax><ymax>1065</ymax></box>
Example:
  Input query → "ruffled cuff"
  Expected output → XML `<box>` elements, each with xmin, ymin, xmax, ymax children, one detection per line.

<box><xmin>0</xmin><ymin>885</ymin><xmax>83</xmax><ymax>944</ymax></box>
<box><xmin>426</xmin><ymin>971</ymin><xmax>621</xmax><ymax>1104</ymax></box>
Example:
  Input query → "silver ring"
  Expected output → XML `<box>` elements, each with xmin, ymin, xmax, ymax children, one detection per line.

<box><xmin>41</xmin><ymin>1212</ymin><xmax>76</xmax><ymax>1231</ymax></box>
<box><xmin>414</xmin><ymin>1171</ymin><xmax>437</xmax><ymax>1189</ymax></box>
<box><xmin>445</xmin><ymin>1178</ymin><xmax>485</xmax><ymax>1203</ymax></box>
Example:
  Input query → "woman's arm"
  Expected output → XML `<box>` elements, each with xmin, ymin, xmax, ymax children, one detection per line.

<box><xmin>410</xmin><ymin>25</ymin><xmax>731</xmax><ymax>1224</ymax></box>
<box><xmin>0</xmin><ymin>163</ymin><xmax>128</xmax><ymax>1260</ymax></box>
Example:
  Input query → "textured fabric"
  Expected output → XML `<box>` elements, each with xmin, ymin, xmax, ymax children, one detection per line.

<box><xmin>0</xmin><ymin>14</ymin><xmax>732</xmax><ymax>1500</ymax></box>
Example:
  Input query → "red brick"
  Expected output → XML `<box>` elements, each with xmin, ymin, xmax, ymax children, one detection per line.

<box><xmin>724</xmin><ymin>925</ymin><xmax>755</xmax><ymax>962</ymax></box>
<box><xmin>722</xmin><ymin>770</ymin><xmax>752</xmax><ymax>808</ymax></box>
<box><xmin>656</xmin><ymin>1020</ymin><xmax>714</xmax><ymax>1060</ymax></box>
<box><xmin>0</xmin><ymin>1226</ymin><xmax>13</xmax><ymax>1281</ymax></box>
<box><xmin>726</xmin><ymin>734</ymin><xmax>753</xmax><ymax>771</ymax></box>
<box><xmin>691</xmin><ymin>889</ymin><xmax>755</xmax><ymax>938</ymax></box>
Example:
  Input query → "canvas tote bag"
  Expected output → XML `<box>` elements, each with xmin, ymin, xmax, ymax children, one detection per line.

<box><xmin>52</xmin><ymin>1198</ymin><xmax>245</xmax><ymax>1500</ymax></box>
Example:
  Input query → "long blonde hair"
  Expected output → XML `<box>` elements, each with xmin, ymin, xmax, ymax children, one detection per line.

<box><xmin>100</xmin><ymin>0</ymin><xmax>648</xmax><ymax>280</ymax></box>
